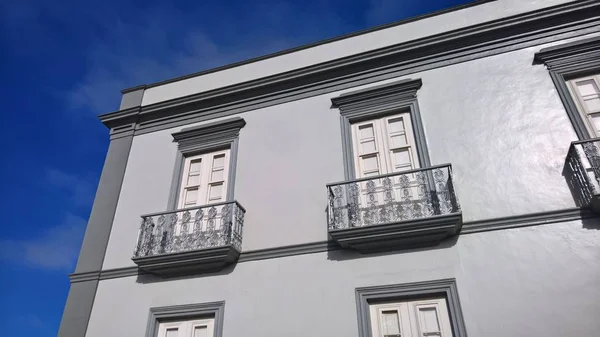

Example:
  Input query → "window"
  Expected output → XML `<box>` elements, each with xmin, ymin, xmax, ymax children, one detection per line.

<box><xmin>157</xmin><ymin>318</ymin><xmax>214</xmax><ymax>337</ymax></box>
<box><xmin>170</xmin><ymin>117</ymin><xmax>246</xmax><ymax>210</ymax></box>
<box><xmin>567</xmin><ymin>74</ymin><xmax>600</xmax><ymax>137</ymax></box>
<box><xmin>352</xmin><ymin>113</ymin><xmax>420</xmax><ymax>179</ymax></box>
<box><xmin>370</xmin><ymin>298</ymin><xmax>453</xmax><ymax>337</ymax></box>
<box><xmin>179</xmin><ymin>150</ymin><xmax>230</xmax><ymax>208</ymax></box>
<box><xmin>145</xmin><ymin>302</ymin><xmax>225</xmax><ymax>337</ymax></box>
<box><xmin>331</xmin><ymin>78</ymin><xmax>430</xmax><ymax>179</ymax></box>
<box><xmin>355</xmin><ymin>279</ymin><xmax>467</xmax><ymax>337</ymax></box>
<box><xmin>533</xmin><ymin>36</ymin><xmax>600</xmax><ymax>139</ymax></box>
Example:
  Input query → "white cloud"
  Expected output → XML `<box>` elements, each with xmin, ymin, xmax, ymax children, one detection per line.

<box><xmin>0</xmin><ymin>213</ymin><xmax>86</xmax><ymax>270</ymax></box>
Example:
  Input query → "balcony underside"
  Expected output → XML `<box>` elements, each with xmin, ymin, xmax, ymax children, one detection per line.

<box><xmin>329</xmin><ymin>213</ymin><xmax>462</xmax><ymax>253</ymax></box>
<box><xmin>132</xmin><ymin>245</ymin><xmax>240</xmax><ymax>277</ymax></box>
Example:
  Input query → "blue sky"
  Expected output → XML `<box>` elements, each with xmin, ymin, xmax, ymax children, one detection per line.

<box><xmin>0</xmin><ymin>0</ymin><xmax>475</xmax><ymax>335</ymax></box>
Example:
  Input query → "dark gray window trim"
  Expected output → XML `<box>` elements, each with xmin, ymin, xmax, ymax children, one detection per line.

<box><xmin>98</xmin><ymin>1</ymin><xmax>600</xmax><ymax>138</ymax></box>
<box><xmin>168</xmin><ymin>117</ymin><xmax>246</xmax><ymax>210</ymax></box>
<box><xmin>145</xmin><ymin>301</ymin><xmax>225</xmax><ymax>337</ymax></box>
<box><xmin>331</xmin><ymin>78</ymin><xmax>430</xmax><ymax>179</ymax></box>
<box><xmin>355</xmin><ymin>279</ymin><xmax>468</xmax><ymax>337</ymax></box>
<box><xmin>533</xmin><ymin>35</ymin><xmax>600</xmax><ymax>140</ymax></box>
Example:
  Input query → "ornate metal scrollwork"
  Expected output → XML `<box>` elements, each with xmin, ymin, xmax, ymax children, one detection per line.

<box><xmin>133</xmin><ymin>201</ymin><xmax>246</xmax><ymax>258</ymax></box>
<box><xmin>327</xmin><ymin>165</ymin><xmax>460</xmax><ymax>230</ymax></box>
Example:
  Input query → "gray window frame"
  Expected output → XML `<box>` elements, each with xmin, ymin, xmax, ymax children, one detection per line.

<box><xmin>168</xmin><ymin>117</ymin><xmax>246</xmax><ymax>210</ymax></box>
<box><xmin>355</xmin><ymin>278</ymin><xmax>467</xmax><ymax>337</ymax></box>
<box><xmin>533</xmin><ymin>36</ymin><xmax>600</xmax><ymax>140</ymax></box>
<box><xmin>145</xmin><ymin>301</ymin><xmax>225</xmax><ymax>337</ymax></box>
<box><xmin>331</xmin><ymin>78</ymin><xmax>431</xmax><ymax>180</ymax></box>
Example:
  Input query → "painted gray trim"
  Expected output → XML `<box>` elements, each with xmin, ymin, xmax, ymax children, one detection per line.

<box><xmin>146</xmin><ymin>301</ymin><xmax>225</xmax><ymax>337</ymax></box>
<box><xmin>120</xmin><ymin>87</ymin><xmax>145</xmax><ymax>110</ymax></box>
<box><xmin>355</xmin><ymin>279</ymin><xmax>468</xmax><ymax>337</ymax></box>
<box><xmin>331</xmin><ymin>78</ymin><xmax>430</xmax><ymax>179</ymax></box>
<box><xmin>121</xmin><ymin>1</ymin><xmax>494</xmax><ymax>92</ymax></box>
<box><xmin>98</xmin><ymin>1</ymin><xmax>600</xmax><ymax>137</ymax></box>
<box><xmin>59</xmin><ymin>135</ymin><xmax>133</xmax><ymax>337</ymax></box>
<box><xmin>68</xmin><ymin>207</ymin><xmax>600</xmax><ymax>283</ymax></box>
<box><xmin>533</xmin><ymin>36</ymin><xmax>600</xmax><ymax>140</ymax></box>
<box><xmin>75</xmin><ymin>135</ymin><xmax>133</xmax><ymax>273</ymax></box>
<box><xmin>329</xmin><ymin>213</ymin><xmax>462</xmax><ymax>253</ymax></box>
<box><xmin>460</xmin><ymin>207</ymin><xmax>596</xmax><ymax>234</ymax></box>
<box><xmin>132</xmin><ymin>245</ymin><xmax>240</xmax><ymax>277</ymax></box>
<box><xmin>238</xmin><ymin>241</ymin><xmax>338</xmax><ymax>262</ymax></box>
<box><xmin>57</xmin><ymin>280</ymin><xmax>99</xmax><ymax>337</ymax></box>
<box><xmin>168</xmin><ymin>117</ymin><xmax>246</xmax><ymax>209</ymax></box>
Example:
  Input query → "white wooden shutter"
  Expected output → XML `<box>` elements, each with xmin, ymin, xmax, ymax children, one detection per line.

<box><xmin>178</xmin><ymin>149</ymin><xmax>230</xmax><ymax>209</ymax></box>
<box><xmin>157</xmin><ymin>318</ymin><xmax>214</xmax><ymax>337</ymax></box>
<box><xmin>568</xmin><ymin>75</ymin><xmax>600</xmax><ymax>137</ymax></box>
<box><xmin>370</xmin><ymin>298</ymin><xmax>454</xmax><ymax>337</ymax></box>
<box><xmin>157</xmin><ymin>321</ymin><xmax>187</xmax><ymax>337</ymax></box>
<box><xmin>351</xmin><ymin>112</ymin><xmax>420</xmax><ymax>179</ymax></box>
<box><xmin>407</xmin><ymin>299</ymin><xmax>453</xmax><ymax>337</ymax></box>
<box><xmin>370</xmin><ymin>303</ymin><xmax>412</xmax><ymax>337</ymax></box>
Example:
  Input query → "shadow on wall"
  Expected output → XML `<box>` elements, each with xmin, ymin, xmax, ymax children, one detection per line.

<box><xmin>581</xmin><ymin>216</ymin><xmax>600</xmax><ymax>230</ymax></box>
<box><xmin>135</xmin><ymin>262</ymin><xmax>237</xmax><ymax>284</ymax></box>
<box><xmin>326</xmin><ymin>235</ymin><xmax>459</xmax><ymax>261</ymax></box>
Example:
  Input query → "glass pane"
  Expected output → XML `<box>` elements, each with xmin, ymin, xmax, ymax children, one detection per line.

<box><xmin>187</xmin><ymin>173</ymin><xmax>200</xmax><ymax>186</ymax></box>
<box><xmin>393</xmin><ymin>149</ymin><xmax>412</xmax><ymax>167</ymax></box>
<box><xmin>193</xmin><ymin>327</ymin><xmax>207</xmax><ymax>337</ymax></box>
<box><xmin>584</xmin><ymin>96</ymin><xmax>600</xmax><ymax>112</ymax></box>
<box><xmin>390</xmin><ymin>134</ymin><xmax>407</xmax><ymax>148</ymax></box>
<box><xmin>576</xmin><ymin>79</ymin><xmax>599</xmax><ymax>97</ymax></box>
<box><xmin>211</xmin><ymin>169</ymin><xmax>224</xmax><ymax>182</ymax></box>
<box><xmin>165</xmin><ymin>328</ymin><xmax>179</xmax><ymax>337</ymax></box>
<box><xmin>381</xmin><ymin>310</ymin><xmax>401</xmax><ymax>335</ymax></box>
<box><xmin>209</xmin><ymin>183</ymin><xmax>223</xmax><ymax>201</ymax></box>
<box><xmin>361</xmin><ymin>140</ymin><xmax>376</xmax><ymax>153</ymax></box>
<box><xmin>184</xmin><ymin>187</ymin><xmax>198</xmax><ymax>205</ymax></box>
<box><xmin>362</xmin><ymin>155</ymin><xmax>379</xmax><ymax>173</ymax></box>
<box><xmin>388</xmin><ymin>117</ymin><xmax>405</xmax><ymax>133</ymax></box>
<box><xmin>212</xmin><ymin>154</ymin><xmax>225</xmax><ymax>169</ymax></box>
<box><xmin>359</xmin><ymin>124</ymin><xmax>374</xmax><ymax>139</ymax></box>
<box><xmin>419</xmin><ymin>308</ymin><xmax>441</xmax><ymax>333</ymax></box>
<box><xmin>189</xmin><ymin>159</ymin><xmax>202</xmax><ymax>173</ymax></box>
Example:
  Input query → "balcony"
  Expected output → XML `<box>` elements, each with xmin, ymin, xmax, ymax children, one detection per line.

<box><xmin>132</xmin><ymin>201</ymin><xmax>245</xmax><ymax>276</ymax></box>
<box><xmin>565</xmin><ymin>139</ymin><xmax>600</xmax><ymax>211</ymax></box>
<box><xmin>327</xmin><ymin>164</ymin><xmax>462</xmax><ymax>252</ymax></box>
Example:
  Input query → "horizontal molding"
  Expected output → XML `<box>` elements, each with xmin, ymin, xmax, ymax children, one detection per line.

<box><xmin>70</xmin><ymin>207</ymin><xmax>599</xmax><ymax>283</ymax></box>
<box><xmin>97</xmin><ymin>1</ymin><xmax>600</xmax><ymax>137</ymax></box>
<box><xmin>238</xmin><ymin>241</ymin><xmax>339</xmax><ymax>262</ymax></box>
<box><xmin>460</xmin><ymin>207</ymin><xmax>596</xmax><ymax>234</ymax></box>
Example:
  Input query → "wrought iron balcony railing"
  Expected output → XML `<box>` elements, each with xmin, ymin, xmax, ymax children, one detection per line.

<box><xmin>327</xmin><ymin>164</ymin><xmax>460</xmax><ymax>230</ymax></box>
<box><xmin>565</xmin><ymin>139</ymin><xmax>600</xmax><ymax>209</ymax></box>
<box><xmin>326</xmin><ymin>164</ymin><xmax>461</xmax><ymax>252</ymax></box>
<box><xmin>132</xmin><ymin>201</ymin><xmax>245</xmax><ymax>275</ymax></box>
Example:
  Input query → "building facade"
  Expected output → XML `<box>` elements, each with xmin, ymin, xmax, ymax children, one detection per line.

<box><xmin>59</xmin><ymin>1</ymin><xmax>600</xmax><ymax>336</ymax></box>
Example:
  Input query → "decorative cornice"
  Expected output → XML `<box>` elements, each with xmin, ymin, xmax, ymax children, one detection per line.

<box><xmin>331</xmin><ymin>78</ymin><xmax>422</xmax><ymax>109</ymax></box>
<box><xmin>97</xmin><ymin>0</ymin><xmax>600</xmax><ymax>136</ymax></box>
<box><xmin>533</xmin><ymin>35</ymin><xmax>600</xmax><ymax>68</ymax></box>
<box><xmin>69</xmin><ymin>207</ymin><xmax>600</xmax><ymax>283</ymax></box>
<box><xmin>172</xmin><ymin>117</ymin><xmax>246</xmax><ymax>144</ymax></box>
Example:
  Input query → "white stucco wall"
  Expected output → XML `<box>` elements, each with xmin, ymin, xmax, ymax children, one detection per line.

<box><xmin>87</xmin><ymin>220</ymin><xmax>600</xmax><ymax>337</ymax></box>
<box><xmin>101</xmin><ymin>34</ymin><xmax>592</xmax><ymax>270</ymax></box>
<box><xmin>140</xmin><ymin>0</ymin><xmax>576</xmax><ymax>106</ymax></box>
